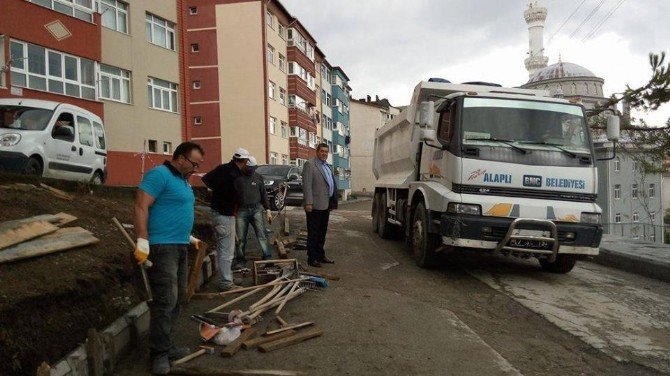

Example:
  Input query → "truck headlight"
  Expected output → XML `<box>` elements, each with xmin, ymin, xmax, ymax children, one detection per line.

<box><xmin>581</xmin><ymin>212</ymin><xmax>601</xmax><ymax>224</ymax></box>
<box><xmin>0</xmin><ymin>133</ymin><xmax>21</xmax><ymax>146</ymax></box>
<box><xmin>264</xmin><ymin>180</ymin><xmax>274</xmax><ymax>186</ymax></box>
<box><xmin>448</xmin><ymin>202</ymin><xmax>481</xmax><ymax>215</ymax></box>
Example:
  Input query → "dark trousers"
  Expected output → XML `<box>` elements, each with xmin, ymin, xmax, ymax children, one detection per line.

<box><xmin>147</xmin><ymin>244</ymin><xmax>188</xmax><ymax>357</ymax></box>
<box><xmin>306</xmin><ymin>209</ymin><xmax>330</xmax><ymax>262</ymax></box>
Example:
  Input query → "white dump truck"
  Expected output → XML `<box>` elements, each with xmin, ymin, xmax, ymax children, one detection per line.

<box><xmin>371</xmin><ymin>80</ymin><xmax>619</xmax><ymax>273</ymax></box>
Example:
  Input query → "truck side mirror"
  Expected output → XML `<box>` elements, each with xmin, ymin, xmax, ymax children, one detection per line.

<box><xmin>419</xmin><ymin>101</ymin><xmax>435</xmax><ymax>127</ymax></box>
<box><xmin>420</xmin><ymin>129</ymin><xmax>437</xmax><ymax>142</ymax></box>
<box><xmin>607</xmin><ymin>115</ymin><xmax>620</xmax><ymax>142</ymax></box>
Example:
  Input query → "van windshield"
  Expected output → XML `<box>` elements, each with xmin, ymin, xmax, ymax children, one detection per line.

<box><xmin>0</xmin><ymin>106</ymin><xmax>53</xmax><ymax>131</ymax></box>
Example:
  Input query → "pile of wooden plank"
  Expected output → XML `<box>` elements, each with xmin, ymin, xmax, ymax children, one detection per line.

<box><xmin>0</xmin><ymin>182</ymin><xmax>74</xmax><ymax>200</ymax></box>
<box><xmin>0</xmin><ymin>213</ymin><xmax>98</xmax><ymax>264</ymax></box>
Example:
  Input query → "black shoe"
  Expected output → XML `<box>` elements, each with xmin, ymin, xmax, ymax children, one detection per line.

<box><xmin>307</xmin><ymin>260</ymin><xmax>322</xmax><ymax>268</ymax></box>
<box><xmin>319</xmin><ymin>257</ymin><xmax>335</xmax><ymax>264</ymax></box>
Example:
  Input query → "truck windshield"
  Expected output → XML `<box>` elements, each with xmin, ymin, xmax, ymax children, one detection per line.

<box><xmin>0</xmin><ymin>106</ymin><xmax>53</xmax><ymax>131</ymax></box>
<box><xmin>461</xmin><ymin>97</ymin><xmax>590</xmax><ymax>153</ymax></box>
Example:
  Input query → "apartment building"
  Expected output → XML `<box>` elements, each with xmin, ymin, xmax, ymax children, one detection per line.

<box><xmin>330</xmin><ymin>66</ymin><xmax>351</xmax><ymax>196</ymax></box>
<box><xmin>1</xmin><ymin>0</ymin><xmax>183</xmax><ymax>185</ymax></box>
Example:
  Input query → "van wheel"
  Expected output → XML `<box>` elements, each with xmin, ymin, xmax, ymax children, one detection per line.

<box><xmin>411</xmin><ymin>202</ymin><xmax>440</xmax><ymax>268</ymax></box>
<box><xmin>539</xmin><ymin>255</ymin><xmax>577</xmax><ymax>274</ymax></box>
<box><xmin>24</xmin><ymin>157</ymin><xmax>42</xmax><ymax>177</ymax></box>
<box><xmin>271</xmin><ymin>190</ymin><xmax>285</xmax><ymax>211</ymax></box>
<box><xmin>90</xmin><ymin>172</ymin><xmax>104</xmax><ymax>185</ymax></box>
<box><xmin>371</xmin><ymin>193</ymin><xmax>380</xmax><ymax>233</ymax></box>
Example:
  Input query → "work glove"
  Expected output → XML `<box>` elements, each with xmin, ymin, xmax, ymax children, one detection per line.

<box><xmin>190</xmin><ymin>235</ymin><xmax>202</xmax><ymax>250</ymax></box>
<box><xmin>266</xmin><ymin>209</ymin><xmax>273</xmax><ymax>225</ymax></box>
<box><xmin>134</xmin><ymin>238</ymin><xmax>150</xmax><ymax>265</ymax></box>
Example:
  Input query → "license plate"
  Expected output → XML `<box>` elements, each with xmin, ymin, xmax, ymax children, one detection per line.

<box><xmin>508</xmin><ymin>238</ymin><xmax>551</xmax><ymax>249</ymax></box>
<box><xmin>511</xmin><ymin>229</ymin><xmax>550</xmax><ymax>237</ymax></box>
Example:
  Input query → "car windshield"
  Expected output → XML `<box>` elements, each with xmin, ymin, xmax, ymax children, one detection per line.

<box><xmin>461</xmin><ymin>97</ymin><xmax>590</xmax><ymax>153</ymax></box>
<box><xmin>0</xmin><ymin>106</ymin><xmax>53</xmax><ymax>131</ymax></box>
<box><xmin>256</xmin><ymin>165</ymin><xmax>291</xmax><ymax>176</ymax></box>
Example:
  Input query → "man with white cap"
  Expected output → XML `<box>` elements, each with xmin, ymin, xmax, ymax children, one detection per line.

<box><xmin>202</xmin><ymin>147</ymin><xmax>250</xmax><ymax>291</ymax></box>
<box><xmin>234</xmin><ymin>155</ymin><xmax>273</xmax><ymax>266</ymax></box>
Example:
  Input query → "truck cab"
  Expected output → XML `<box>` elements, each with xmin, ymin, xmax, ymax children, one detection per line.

<box><xmin>372</xmin><ymin>81</ymin><xmax>619</xmax><ymax>273</ymax></box>
<box><xmin>0</xmin><ymin>98</ymin><xmax>107</xmax><ymax>184</ymax></box>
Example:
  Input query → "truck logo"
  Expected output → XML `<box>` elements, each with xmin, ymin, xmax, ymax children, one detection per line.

<box><xmin>468</xmin><ymin>169</ymin><xmax>486</xmax><ymax>181</ymax></box>
<box><xmin>483</xmin><ymin>173</ymin><xmax>512</xmax><ymax>184</ymax></box>
<box><xmin>523</xmin><ymin>175</ymin><xmax>542</xmax><ymax>187</ymax></box>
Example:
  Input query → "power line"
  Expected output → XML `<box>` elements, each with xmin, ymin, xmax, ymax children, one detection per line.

<box><xmin>569</xmin><ymin>0</ymin><xmax>608</xmax><ymax>39</ymax></box>
<box><xmin>582</xmin><ymin>0</ymin><xmax>627</xmax><ymax>41</ymax></box>
<box><xmin>548</xmin><ymin>0</ymin><xmax>587</xmax><ymax>43</ymax></box>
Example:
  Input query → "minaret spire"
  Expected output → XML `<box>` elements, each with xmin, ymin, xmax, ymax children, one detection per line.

<box><xmin>524</xmin><ymin>0</ymin><xmax>549</xmax><ymax>78</ymax></box>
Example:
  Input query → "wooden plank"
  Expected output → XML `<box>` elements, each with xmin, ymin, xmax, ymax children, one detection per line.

<box><xmin>0</xmin><ymin>220</ymin><xmax>59</xmax><ymax>250</ymax></box>
<box><xmin>300</xmin><ymin>271</ymin><xmax>340</xmax><ymax>281</ymax></box>
<box><xmin>220</xmin><ymin>328</ymin><xmax>256</xmax><ymax>358</ymax></box>
<box><xmin>169</xmin><ymin>365</ymin><xmax>302</xmax><ymax>375</ymax></box>
<box><xmin>242</xmin><ymin>330</ymin><xmax>296</xmax><ymax>349</ymax></box>
<box><xmin>53</xmin><ymin>212</ymin><xmax>77</xmax><ymax>226</ymax></box>
<box><xmin>258</xmin><ymin>328</ymin><xmax>323</xmax><ymax>353</ymax></box>
<box><xmin>273</xmin><ymin>239</ymin><xmax>287</xmax><ymax>259</ymax></box>
<box><xmin>39</xmin><ymin>182</ymin><xmax>74</xmax><ymax>200</ymax></box>
<box><xmin>0</xmin><ymin>214</ymin><xmax>65</xmax><ymax>233</ymax></box>
<box><xmin>187</xmin><ymin>242</ymin><xmax>208</xmax><ymax>301</ymax></box>
<box><xmin>282</xmin><ymin>213</ymin><xmax>289</xmax><ymax>236</ymax></box>
<box><xmin>86</xmin><ymin>328</ymin><xmax>104</xmax><ymax>376</ymax></box>
<box><xmin>0</xmin><ymin>227</ymin><xmax>98</xmax><ymax>264</ymax></box>
<box><xmin>264</xmin><ymin>322</ymin><xmax>313</xmax><ymax>336</ymax></box>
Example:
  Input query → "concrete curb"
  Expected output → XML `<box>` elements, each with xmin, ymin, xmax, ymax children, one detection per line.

<box><xmin>339</xmin><ymin>197</ymin><xmax>372</xmax><ymax>205</ymax></box>
<box><xmin>592</xmin><ymin>247</ymin><xmax>670</xmax><ymax>284</ymax></box>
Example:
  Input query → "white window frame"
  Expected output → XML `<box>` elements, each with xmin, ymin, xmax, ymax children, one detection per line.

<box><xmin>649</xmin><ymin>183</ymin><xmax>655</xmax><ymax>198</ymax></box>
<box><xmin>10</xmin><ymin>39</ymin><xmax>96</xmax><ymax>100</ymax></box>
<box><xmin>290</xmin><ymin>126</ymin><xmax>298</xmax><ymax>137</ymax></box>
<box><xmin>280</xmin><ymin>121</ymin><xmax>288</xmax><ymax>138</ymax></box>
<box><xmin>651</xmin><ymin>212</ymin><xmax>656</xmax><ymax>221</ymax></box>
<box><xmin>632</xmin><ymin>212</ymin><xmax>639</xmax><ymax>222</ymax></box>
<box><xmin>148</xmin><ymin>139</ymin><xmax>157</xmax><ymax>153</ymax></box>
<box><xmin>193</xmin><ymin>80</ymin><xmax>201</xmax><ymax>89</ymax></box>
<box><xmin>614</xmin><ymin>157</ymin><xmax>620</xmax><ymax>172</ymax></box>
<box><xmin>278</xmin><ymin>24</ymin><xmax>286</xmax><ymax>40</ymax></box>
<box><xmin>278</xmin><ymin>54</ymin><xmax>286</xmax><ymax>72</ymax></box>
<box><xmin>614</xmin><ymin>184</ymin><xmax>621</xmax><ymax>199</ymax></box>
<box><xmin>268</xmin><ymin>81</ymin><xmax>276</xmax><ymax>99</ymax></box>
<box><xmin>266</xmin><ymin>10</ymin><xmax>274</xmax><ymax>29</ymax></box>
<box><xmin>189</xmin><ymin>6</ymin><xmax>198</xmax><ymax>15</ymax></box>
<box><xmin>191</xmin><ymin>43</ymin><xmax>199</xmax><ymax>53</ymax></box>
<box><xmin>269</xmin><ymin>116</ymin><xmax>277</xmax><ymax>134</ymax></box>
<box><xmin>163</xmin><ymin>141</ymin><xmax>172</xmax><ymax>155</ymax></box>
<box><xmin>279</xmin><ymin>87</ymin><xmax>286</xmax><ymax>105</ymax></box>
<box><xmin>146</xmin><ymin>13</ymin><xmax>176</xmax><ymax>51</ymax></box>
<box><xmin>614</xmin><ymin>213</ymin><xmax>621</xmax><ymax>223</ymax></box>
<box><xmin>100</xmin><ymin>0</ymin><xmax>129</xmax><ymax>34</ymax></box>
<box><xmin>282</xmin><ymin>154</ymin><xmax>288</xmax><ymax>165</ymax></box>
<box><xmin>148</xmin><ymin>77</ymin><xmax>178</xmax><ymax>113</ymax></box>
<box><xmin>270</xmin><ymin>152</ymin><xmax>278</xmax><ymax>165</ymax></box>
<box><xmin>632</xmin><ymin>184</ymin><xmax>638</xmax><ymax>199</ymax></box>
<box><xmin>288</xmin><ymin>94</ymin><xmax>307</xmax><ymax>112</ymax></box>
<box><xmin>29</xmin><ymin>0</ymin><xmax>95</xmax><ymax>22</ymax></box>
<box><xmin>99</xmin><ymin>63</ymin><xmax>131</xmax><ymax>104</ymax></box>
<box><xmin>266</xmin><ymin>44</ymin><xmax>274</xmax><ymax>64</ymax></box>
<box><xmin>194</xmin><ymin>116</ymin><xmax>202</xmax><ymax>125</ymax></box>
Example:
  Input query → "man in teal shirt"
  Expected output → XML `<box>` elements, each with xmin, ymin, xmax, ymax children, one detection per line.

<box><xmin>134</xmin><ymin>142</ymin><xmax>204</xmax><ymax>375</ymax></box>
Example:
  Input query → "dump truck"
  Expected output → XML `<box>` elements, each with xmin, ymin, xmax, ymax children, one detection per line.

<box><xmin>371</xmin><ymin>80</ymin><xmax>620</xmax><ymax>273</ymax></box>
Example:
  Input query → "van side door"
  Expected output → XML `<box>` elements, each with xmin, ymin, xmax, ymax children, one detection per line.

<box><xmin>42</xmin><ymin>111</ymin><xmax>79</xmax><ymax>180</ymax></box>
<box><xmin>74</xmin><ymin>115</ymin><xmax>97</xmax><ymax>181</ymax></box>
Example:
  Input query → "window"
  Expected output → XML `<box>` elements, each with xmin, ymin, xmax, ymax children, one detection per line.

<box><xmin>632</xmin><ymin>161</ymin><xmax>637</xmax><ymax>171</ymax></box>
<box><xmin>163</xmin><ymin>141</ymin><xmax>172</xmax><ymax>155</ymax></box>
<box><xmin>270</xmin><ymin>152</ymin><xmax>278</xmax><ymax>165</ymax></box>
<box><xmin>77</xmin><ymin>116</ymin><xmax>94</xmax><ymax>147</ymax></box>
<box><xmin>29</xmin><ymin>0</ymin><xmax>95</xmax><ymax>22</ymax></box>
<box><xmin>278</xmin><ymin>54</ymin><xmax>286</xmax><ymax>72</ymax></box>
<box><xmin>191</xmin><ymin>44</ymin><xmax>199</xmax><ymax>53</ymax></box>
<box><xmin>279</xmin><ymin>88</ymin><xmax>286</xmax><ymax>105</ymax></box>
<box><xmin>148</xmin><ymin>139</ymin><xmax>157</xmax><ymax>153</ymax></box>
<box><xmin>288</xmin><ymin>94</ymin><xmax>307</xmax><ymax>111</ymax></box>
<box><xmin>614</xmin><ymin>184</ymin><xmax>621</xmax><ymax>199</ymax></box>
<box><xmin>189</xmin><ymin>6</ymin><xmax>198</xmax><ymax>15</ymax></box>
<box><xmin>632</xmin><ymin>184</ymin><xmax>638</xmax><ymax>199</ymax></box>
<box><xmin>281</xmin><ymin>121</ymin><xmax>288</xmax><ymax>138</ymax></box>
<box><xmin>269</xmin><ymin>116</ymin><xmax>276</xmax><ymax>134</ymax></box>
<box><xmin>651</xmin><ymin>212</ymin><xmax>656</xmax><ymax>221</ymax></box>
<box><xmin>10</xmin><ymin>39</ymin><xmax>95</xmax><ymax>100</ymax></box>
<box><xmin>282</xmin><ymin>154</ymin><xmax>288</xmax><ymax>165</ymax></box>
<box><xmin>288</xmin><ymin>62</ymin><xmax>315</xmax><ymax>89</ymax></box>
<box><xmin>278</xmin><ymin>24</ymin><xmax>286</xmax><ymax>40</ymax></box>
<box><xmin>287</xmin><ymin>28</ymin><xmax>314</xmax><ymax>61</ymax></box>
<box><xmin>649</xmin><ymin>183</ymin><xmax>656</xmax><ymax>198</ymax></box>
<box><xmin>615</xmin><ymin>213</ymin><xmax>621</xmax><ymax>223</ymax></box>
<box><xmin>326</xmin><ymin>94</ymin><xmax>332</xmax><ymax>107</ymax></box>
<box><xmin>268</xmin><ymin>81</ymin><xmax>276</xmax><ymax>99</ymax></box>
<box><xmin>438</xmin><ymin>109</ymin><xmax>453</xmax><ymax>142</ymax></box>
<box><xmin>146</xmin><ymin>13</ymin><xmax>176</xmax><ymax>51</ymax></box>
<box><xmin>633</xmin><ymin>212</ymin><xmax>639</xmax><ymax>222</ymax></box>
<box><xmin>266</xmin><ymin>44</ymin><xmax>274</xmax><ymax>64</ymax></box>
<box><xmin>651</xmin><ymin>233</ymin><xmax>656</xmax><ymax>242</ymax></box>
<box><xmin>194</xmin><ymin>116</ymin><xmax>202</xmax><ymax>125</ymax></box>
<box><xmin>193</xmin><ymin>80</ymin><xmax>201</xmax><ymax>89</ymax></box>
<box><xmin>93</xmin><ymin>121</ymin><xmax>105</xmax><ymax>149</ymax></box>
<box><xmin>99</xmin><ymin>64</ymin><xmax>131</xmax><ymax>103</ymax></box>
<box><xmin>101</xmin><ymin>0</ymin><xmax>128</xmax><ymax>34</ymax></box>
<box><xmin>614</xmin><ymin>157</ymin><xmax>620</xmax><ymax>172</ymax></box>
<box><xmin>148</xmin><ymin>77</ymin><xmax>178</xmax><ymax>112</ymax></box>
<box><xmin>266</xmin><ymin>10</ymin><xmax>274</xmax><ymax>29</ymax></box>
<box><xmin>0</xmin><ymin>35</ymin><xmax>5</xmax><ymax>88</ymax></box>
<box><xmin>53</xmin><ymin>113</ymin><xmax>75</xmax><ymax>142</ymax></box>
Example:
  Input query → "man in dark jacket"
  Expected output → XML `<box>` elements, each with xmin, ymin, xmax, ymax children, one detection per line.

<box><xmin>202</xmin><ymin>147</ymin><xmax>249</xmax><ymax>291</ymax></box>
<box><xmin>234</xmin><ymin>156</ymin><xmax>273</xmax><ymax>266</ymax></box>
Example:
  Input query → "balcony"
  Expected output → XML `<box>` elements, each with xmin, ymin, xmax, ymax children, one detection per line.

<box><xmin>287</xmin><ymin>46</ymin><xmax>315</xmax><ymax>76</ymax></box>
<box><xmin>289</xmin><ymin>137</ymin><xmax>315</xmax><ymax>160</ymax></box>
<box><xmin>288</xmin><ymin>75</ymin><xmax>316</xmax><ymax>105</ymax></box>
<box><xmin>289</xmin><ymin>108</ymin><xmax>317</xmax><ymax>133</ymax></box>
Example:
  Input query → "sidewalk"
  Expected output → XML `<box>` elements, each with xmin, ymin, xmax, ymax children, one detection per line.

<box><xmin>593</xmin><ymin>235</ymin><xmax>670</xmax><ymax>283</ymax></box>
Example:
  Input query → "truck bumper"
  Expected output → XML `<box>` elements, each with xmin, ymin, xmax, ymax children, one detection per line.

<box><xmin>0</xmin><ymin>151</ymin><xmax>29</xmax><ymax>174</ymax></box>
<box><xmin>439</xmin><ymin>214</ymin><xmax>602</xmax><ymax>256</ymax></box>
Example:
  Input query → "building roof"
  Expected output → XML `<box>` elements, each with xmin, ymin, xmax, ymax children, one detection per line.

<box><xmin>331</xmin><ymin>66</ymin><xmax>350</xmax><ymax>81</ymax></box>
<box><xmin>527</xmin><ymin>61</ymin><xmax>599</xmax><ymax>84</ymax></box>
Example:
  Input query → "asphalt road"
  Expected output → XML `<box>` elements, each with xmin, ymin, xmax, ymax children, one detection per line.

<box><xmin>118</xmin><ymin>200</ymin><xmax>669</xmax><ymax>375</ymax></box>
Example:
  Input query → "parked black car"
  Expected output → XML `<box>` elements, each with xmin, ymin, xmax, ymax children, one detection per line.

<box><xmin>255</xmin><ymin>164</ymin><xmax>303</xmax><ymax>211</ymax></box>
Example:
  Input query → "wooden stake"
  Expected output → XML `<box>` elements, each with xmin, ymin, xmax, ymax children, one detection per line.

<box><xmin>274</xmin><ymin>281</ymin><xmax>300</xmax><ymax>314</ymax></box>
<box><xmin>220</xmin><ymin>328</ymin><xmax>256</xmax><ymax>358</ymax></box>
<box><xmin>258</xmin><ymin>328</ymin><xmax>323</xmax><ymax>353</ymax></box>
<box><xmin>207</xmin><ymin>286</ymin><xmax>266</xmax><ymax>313</ymax></box>
<box><xmin>276</xmin><ymin>316</ymin><xmax>288</xmax><ymax>327</ymax></box>
<box><xmin>242</xmin><ymin>330</ymin><xmax>296</xmax><ymax>349</ymax></box>
<box><xmin>192</xmin><ymin>278</ymin><xmax>303</xmax><ymax>299</ymax></box>
<box><xmin>264</xmin><ymin>322</ymin><xmax>314</xmax><ymax>336</ymax></box>
<box><xmin>187</xmin><ymin>242</ymin><xmax>208</xmax><ymax>301</ymax></box>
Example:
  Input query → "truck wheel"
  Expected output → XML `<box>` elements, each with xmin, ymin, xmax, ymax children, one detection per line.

<box><xmin>371</xmin><ymin>192</ymin><xmax>380</xmax><ymax>233</ymax></box>
<box><xmin>378</xmin><ymin>192</ymin><xmax>395</xmax><ymax>239</ymax></box>
<box><xmin>412</xmin><ymin>202</ymin><xmax>440</xmax><ymax>268</ymax></box>
<box><xmin>24</xmin><ymin>157</ymin><xmax>42</xmax><ymax>177</ymax></box>
<box><xmin>539</xmin><ymin>254</ymin><xmax>577</xmax><ymax>274</ymax></box>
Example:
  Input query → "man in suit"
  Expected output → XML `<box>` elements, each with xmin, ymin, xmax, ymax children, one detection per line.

<box><xmin>302</xmin><ymin>143</ymin><xmax>338</xmax><ymax>267</ymax></box>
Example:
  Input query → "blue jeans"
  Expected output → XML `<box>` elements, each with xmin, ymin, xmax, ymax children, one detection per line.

<box><xmin>147</xmin><ymin>244</ymin><xmax>188</xmax><ymax>358</ymax></box>
<box><xmin>235</xmin><ymin>204</ymin><xmax>272</xmax><ymax>261</ymax></box>
<box><xmin>212</xmin><ymin>213</ymin><xmax>235</xmax><ymax>289</ymax></box>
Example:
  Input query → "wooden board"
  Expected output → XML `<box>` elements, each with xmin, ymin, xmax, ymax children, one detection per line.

<box><xmin>0</xmin><ymin>213</ymin><xmax>76</xmax><ymax>233</ymax></box>
<box><xmin>0</xmin><ymin>220</ymin><xmax>59</xmax><ymax>250</ymax></box>
<box><xmin>169</xmin><ymin>365</ymin><xmax>302</xmax><ymax>375</ymax></box>
<box><xmin>258</xmin><ymin>328</ymin><xmax>323</xmax><ymax>353</ymax></box>
<box><xmin>220</xmin><ymin>328</ymin><xmax>256</xmax><ymax>358</ymax></box>
<box><xmin>186</xmin><ymin>242</ymin><xmax>208</xmax><ymax>301</ymax></box>
<box><xmin>241</xmin><ymin>330</ymin><xmax>296</xmax><ymax>350</ymax></box>
<box><xmin>52</xmin><ymin>212</ymin><xmax>77</xmax><ymax>226</ymax></box>
<box><xmin>274</xmin><ymin>239</ymin><xmax>287</xmax><ymax>259</ymax></box>
<box><xmin>300</xmin><ymin>271</ymin><xmax>340</xmax><ymax>281</ymax></box>
<box><xmin>40</xmin><ymin>183</ymin><xmax>74</xmax><ymax>200</ymax></box>
<box><xmin>0</xmin><ymin>227</ymin><xmax>98</xmax><ymax>264</ymax></box>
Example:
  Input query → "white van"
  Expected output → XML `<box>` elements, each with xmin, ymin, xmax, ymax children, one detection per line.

<box><xmin>0</xmin><ymin>98</ymin><xmax>107</xmax><ymax>184</ymax></box>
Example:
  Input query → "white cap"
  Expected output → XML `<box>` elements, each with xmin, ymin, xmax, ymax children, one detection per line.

<box><xmin>232</xmin><ymin>147</ymin><xmax>250</xmax><ymax>160</ymax></box>
<box><xmin>247</xmin><ymin>156</ymin><xmax>258</xmax><ymax>167</ymax></box>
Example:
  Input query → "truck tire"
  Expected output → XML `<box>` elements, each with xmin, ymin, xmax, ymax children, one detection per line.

<box><xmin>378</xmin><ymin>192</ymin><xmax>395</xmax><ymax>239</ymax></box>
<box><xmin>539</xmin><ymin>254</ymin><xmax>577</xmax><ymax>274</ymax></box>
<box><xmin>371</xmin><ymin>192</ymin><xmax>380</xmax><ymax>233</ymax></box>
<box><xmin>411</xmin><ymin>202</ymin><xmax>440</xmax><ymax>268</ymax></box>
<box><xmin>24</xmin><ymin>157</ymin><xmax>42</xmax><ymax>177</ymax></box>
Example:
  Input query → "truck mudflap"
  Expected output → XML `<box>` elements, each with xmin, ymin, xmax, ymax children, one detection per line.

<box><xmin>440</xmin><ymin>214</ymin><xmax>602</xmax><ymax>257</ymax></box>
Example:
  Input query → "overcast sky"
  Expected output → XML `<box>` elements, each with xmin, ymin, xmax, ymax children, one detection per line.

<box><xmin>282</xmin><ymin>0</ymin><xmax>670</xmax><ymax>126</ymax></box>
